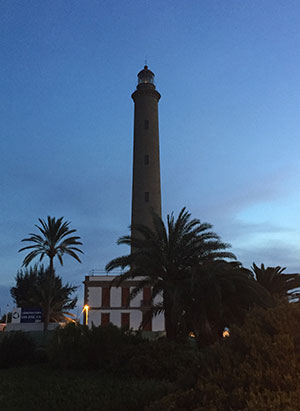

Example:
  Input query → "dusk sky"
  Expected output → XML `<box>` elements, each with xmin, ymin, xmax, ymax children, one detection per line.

<box><xmin>1</xmin><ymin>0</ymin><xmax>300</xmax><ymax>316</ymax></box>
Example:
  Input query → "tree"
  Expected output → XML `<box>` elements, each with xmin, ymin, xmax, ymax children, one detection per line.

<box><xmin>178</xmin><ymin>261</ymin><xmax>272</xmax><ymax>346</ymax></box>
<box><xmin>11</xmin><ymin>265</ymin><xmax>78</xmax><ymax>331</ymax></box>
<box><xmin>0</xmin><ymin>312</ymin><xmax>11</xmax><ymax>323</ymax></box>
<box><xmin>106</xmin><ymin>208</ymin><xmax>236</xmax><ymax>339</ymax></box>
<box><xmin>19</xmin><ymin>216</ymin><xmax>83</xmax><ymax>275</ymax></box>
<box><xmin>10</xmin><ymin>265</ymin><xmax>38</xmax><ymax>308</ymax></box>
<box><xmin>252</xmin><ymin>263</ymin><xmax>300</xmax><ymax>300</ymax></box>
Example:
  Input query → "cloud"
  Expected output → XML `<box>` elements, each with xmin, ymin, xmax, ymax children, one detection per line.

<box><xmin>233</xmin><ymin>241</ymin><xmax>300</xmax><ymax>273</ymax></box>
<box><xmin>215</xmin><ymin>218</ymin><xmax>295</xmax><ymax>245</ymax></box>
<box><xmin>204</xmin><ymin>167</ymin><xmax>294</xmax><ymax>220</ymax></box>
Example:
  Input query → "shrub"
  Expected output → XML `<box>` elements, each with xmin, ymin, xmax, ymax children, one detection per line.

<box><xmin>123</xmin><ymin>339</ymin><xmax>200</xmax><ymax>385</ymax></box>
<box><xmin>0</xmin><ymin>331</ymin><xmax>36</xmax><ymax>368</ymax></box>
<box><xmin>0</xmin><ymin>364</ymin><xmax>174</xmax><ymax>411</ymax></box>
<box><xmin>146</xmin><ymin>302</ymin><xmax>300</xmax><ymax>410</ymax></box>
<box><xmin>48</xmin><ymin>323</ymin><xmax>199</xmax><ymax>386</ymax></box>
<box><xmin>48</xmin><ymin>323</ymin><xmax>144</xmax><ymax>370</ymax></box>
<box><xmin>86</xmin><ymin>323</ymin><xmax>143</xmax><ymax>370</ymax></box>
<box><xmin>33</xmin><ymin>347</ymin><xmax>49</xmax><ymax>364</ymax></box>
<box><xmin>47</xmin><ymin>322</ymin><xmax>90</xmax><ymax>369</ymax></box>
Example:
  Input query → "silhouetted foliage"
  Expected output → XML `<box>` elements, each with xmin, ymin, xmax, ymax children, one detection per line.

<box><xmin>0</xmin><ymin>312</ymin><xmax>12</xmax><ymax>323</ymax></box>
<box><xmin>0</xmin><ymin>365</ymin><xmax>172</xmax><ymax>411</ymax></box>
<box><xmin>11</xmin><ymin>265</ymin><xmax>39</xmax><ymax>308</ymax></box>
<box><xmin>48</xmin><ymin>323</ymin><xmax>199</xmax><ymax>385</ymax></box>
<box><xmin>177</xmin><ymin>260</ymin><xmax>273</xmax><ymax>347</ymax></box>
<box><xmin>123</xmin><ymin>339</ymin><xmax>200</xmax><ymax>386</ymax></box>
<box><xmin>106</xmin><ymin>208</ymin><xmax>236</xmax><ymax>340</ymax></box>
<box><xmin>48</xmin><ymin>323</ymin><xmax>143</xmax><ymax>370</ymax></box>
<box><xmin>252</xmin><ymin>262</ymin><xmax>300</xmax><ymax>299</ymax></box>
<box><xmin>146</xmin><ymin>301</ymin><xmax>300</xmax><ymax>410</ymax></box>
<box><xmin>0</xmin><ymin>331</ymin><xmax>36</xmax><ymax>368</ymax></box>
<box><xmin>19</xmin><ymin>216</ymin><xmax>83</xmax><ymax>274</ymax></box>
<box><xmin>11</xmin><ymin>265</ymin><xmax>77</xmax><ymax>331</ymax></box>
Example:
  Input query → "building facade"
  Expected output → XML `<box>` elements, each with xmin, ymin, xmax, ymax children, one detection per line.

<box><xmin>83</xmin><ymin>275</ymin><xmax>164</xmax><ymax>330</ymax></box>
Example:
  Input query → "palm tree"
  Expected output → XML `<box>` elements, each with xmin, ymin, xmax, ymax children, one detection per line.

<box><xmin>106</xmin><ymin>207</ymin><xmax>236</xmax><ymax>339</ymax></box>
<box><xmin>179</xmin><ymin>261</ymin><xmax>272</xmax><ymax>346</ymax></box>
<box><xmin>252</xmin><ymin>263</ymin><xmax>300</xmax><ymax>300</ymax></box>
<box><xmin>19</xmin><ymin>216</ymin><xmax>83</xmax><ymax>275</ymax></box>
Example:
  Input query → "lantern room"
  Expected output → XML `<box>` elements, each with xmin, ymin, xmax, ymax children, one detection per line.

<box><xmin>137</xmin><ymin>65</ymin><xmax>155</xmax><ymax>87</ymax></box>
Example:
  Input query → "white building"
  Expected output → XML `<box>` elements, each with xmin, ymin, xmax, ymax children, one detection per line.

<box><xmin>83</xmin><ymin>274</ymin><xmax>165</xmax><ymax>331</ymax></box>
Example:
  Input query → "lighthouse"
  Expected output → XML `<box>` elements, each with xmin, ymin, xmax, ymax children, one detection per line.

<box><xmin>82</xmin><ymin>66</ymin><xmax>165</xmax><ymax>331</ymax></box>
<box><xmin>131</xmin><ymin>66</ymin><xmax>162</xmax><ymax>239</ymax></box>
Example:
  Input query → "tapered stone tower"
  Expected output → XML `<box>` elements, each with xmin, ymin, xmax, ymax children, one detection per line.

<box><xmin>131</xmin><ymin>66</ymin><xmax>162</xmax><ymax>239</ymax></box>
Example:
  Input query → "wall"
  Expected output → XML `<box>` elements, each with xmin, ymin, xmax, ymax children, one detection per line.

<box><xmin>85</xmin><ymin>275</ymin><xmax>165</xmax><ymax>331</ymax></box>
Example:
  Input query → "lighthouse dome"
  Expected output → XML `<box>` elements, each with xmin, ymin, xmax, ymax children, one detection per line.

<box><xmin>137</xmin><ymin>65</ymin><xmax>155</xmax><ymax>86</ymax></box>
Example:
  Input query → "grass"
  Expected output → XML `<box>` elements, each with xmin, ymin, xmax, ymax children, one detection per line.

<box><xmin>0</xmin><ymin>364</ymin><xmax>173</xmax><ymax>411</ymax></box>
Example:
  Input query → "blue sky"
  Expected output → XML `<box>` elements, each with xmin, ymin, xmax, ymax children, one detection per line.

<box><xmin>1</xmin><ymin>0</ymin><xmax>300</xmax><ymax>316</ymax></box>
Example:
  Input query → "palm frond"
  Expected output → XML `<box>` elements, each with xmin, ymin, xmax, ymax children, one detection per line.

<box><xmin>19</xmin><ymin>216</ymin><xmax>83</xmax><ymax>269</ymax></box>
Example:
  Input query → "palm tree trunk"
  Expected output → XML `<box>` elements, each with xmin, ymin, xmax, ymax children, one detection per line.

<box><xmin>196</xmin><ymin>318</ymin><xmax>219</xmax><ymax>348</ymax></box>
<box><xmin>164</xmin><ymin>295</ymin><xmax>177</xmax><ymax>340</ymax></box>
<box><xmin>43</xmin><ymin>304</ymin><xmax>50</xmax><ymax>332</ymax></box>
<box><xmin>165</xmin><ymin>315</ymin><xmax>177</xmax><ymax>339</ymax></box>
<box><xmin>49</xmin><ymin>257</ymin><xmax>54</xmax><ymax>276</ymax></box>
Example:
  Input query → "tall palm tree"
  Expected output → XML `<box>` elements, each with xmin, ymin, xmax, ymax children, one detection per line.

<box><xmin>106</xmin><ymin>207</ymin><xmax>236</xmax><ymax>339</ymax></box>
<box><xmin>19</xmin><ymin>216</ymin><xmax>83</xmax><ymax>275</ymax></box>
<box><xmin>252</xmin><ymin>263</ymin><xmax>300</xmax><ymax>300</ymax></box>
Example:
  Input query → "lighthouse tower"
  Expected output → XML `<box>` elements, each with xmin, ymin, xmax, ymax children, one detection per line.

<box><xmin>131</xmin><ymin>66</ymin><xmax>162</xmax><ymax>239</ymax></box>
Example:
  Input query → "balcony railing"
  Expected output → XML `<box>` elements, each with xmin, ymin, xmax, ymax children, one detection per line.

<box><xmin>89</xmin><ymin>269</ymin><xmax>124</xmax><ymax>276</ymax></box>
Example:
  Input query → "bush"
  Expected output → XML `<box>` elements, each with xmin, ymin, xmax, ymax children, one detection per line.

<box><xmin>47</xmin><ymin>322</ymin><xmax>90</xmax><ymax>369</ymax></box>
<box><xmin>86</xmin><ymin>323</ymin><xmax>143</xmax><ymax>370</ymax></box>
<box><xmin>123</xmin><ymin>339</ymin><xmax>200</xmax><ymax>385</ymax></box>
<box><xmin>146</xmin><ymin>302</ymin><xmax>300</xmax><ymax>410</ymax></box>
<box><xmin>48</xmin><ymin>323</ymin><xmax>144</xmax><ymax>370</ymax></box>
<box><xmin>48</xmin><ymin>323</ymin><xmax>199</xmax><ymax>386</ymax></box>
<box><xmin>33</xmin><ymin>347</ymin><xmax>49</xmax><ymax>364</ymax></box>
<box><xmin>0</xmin><ymin>331</ymin><xmax>36</xmax><ymax>368</ymax></box>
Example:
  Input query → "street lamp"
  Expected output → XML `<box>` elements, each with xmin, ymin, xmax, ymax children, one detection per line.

<box><xmin>83</xmin><ymin>305</ymin><xmax>89</xmax><ymax>326</ymax></box>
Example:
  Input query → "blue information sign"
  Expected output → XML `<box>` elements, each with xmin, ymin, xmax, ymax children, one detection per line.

<box><xmin>21</xmin><ymin>308</ymin><xmax>42</xmax><ymax>323</ymax></box>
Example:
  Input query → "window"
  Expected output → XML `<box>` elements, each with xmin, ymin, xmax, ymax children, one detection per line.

<box><xmin>121</xmin><ymin>313</ymin><xmax>130</xmax><ymax>330</ymax></box>
<box><xmin>101</xmin><ymin>287</ymin><xmax>110</xmax><ymax>307</ymax></box>
<box><xmin>144</xmin><ymin>120</ymin><xmax>149</xmax><ymax>129</ymax></box>
<box><xmin>145</xmin><ymin>192</ymin><xmax>149</xmax><ymax>202</ymax></box>
<box><xmin>144</xmin><ymin>155</ymin><xmax>149</xmax><ymax>165</ymax></box>
<box><xmin>101</xmin><ymin>313</ymin><xmax>110</xmax><ymax>326</ymax></box>
<box><xmin>121</xmin><ymin>287</ymin><xmax>130</xmax><ymax>307</ymax></box>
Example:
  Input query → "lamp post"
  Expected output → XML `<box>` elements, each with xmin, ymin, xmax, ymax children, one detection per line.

<box><xmin>83</xmin><ymin>305</ymin><xmax>89</xmax><ymax>326</ymax></box>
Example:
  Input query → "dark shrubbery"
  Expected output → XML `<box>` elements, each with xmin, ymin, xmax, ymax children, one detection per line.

<box><xmin>47</xmin><ymin>322</ymin><xmax>90</xmax><ymax>369</ymax></box>
<box><xmin>0</xmin><ymin>331</ymin><xmax>36</xmax><ymax>368</ymax></box>
<box><xmin>146</xmin><ymin>302</ymin><xmax>300</xmax><ymax>410</ymax></box>
<box><xmin>48</xmin><ymin>323</ymin><xmax>199</xmax><ymax>386</ymax></box>
<box><xmin>86</xmin><ymin>322</ymin><xmax>143</xmax><ymax>370</ymax></box>
<box><xmin>0</xmin><ymin>365</ymin><xmax>173</xmax><ymax>411</ymax></box>
<box><xmin>48</xmin><ymin>323</ymin><xmax>143</xmax><ymax>370</ymax></box>
<box><xmin>123</xmin><ymin>339</ymin><xmax>200</xmax><ymax>386</ymax></box>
